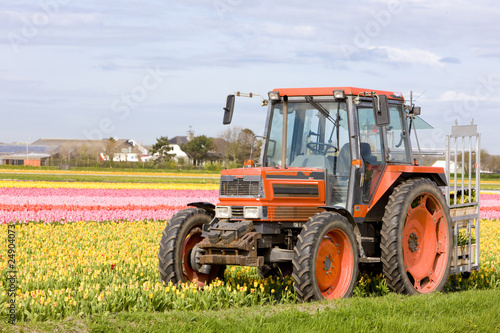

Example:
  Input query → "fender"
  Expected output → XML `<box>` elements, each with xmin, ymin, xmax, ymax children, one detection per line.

<box><xmin>369</xmin><ymin>165</ymin><xmax>447</xmax><ymax>211</ymax></box>
<box><xmin>318</xmin><ymin>205</ymin><xmax>355</xmax><ymax>228</ymax></box>
<box><xmin>187</xmin><ymin>202</ymin><xmax>216</xmax><ymax>217</ymax></box>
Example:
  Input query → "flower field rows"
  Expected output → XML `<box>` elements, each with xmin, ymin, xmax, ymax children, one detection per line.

<box><xmin>0</xmin><ymin>179</ymin><xmax>499</xmax><ymax>322</ymax></box>
<box><xmin>0</xmin><ymin>181</ymin><xmax>219</xmax><ymax>224</ymax></box>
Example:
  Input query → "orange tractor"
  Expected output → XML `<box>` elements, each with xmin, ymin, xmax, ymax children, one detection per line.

<box><xmin>159</xmin><ymin>87</ymin><xmax>480</xmax><ymax>301</ymax></box>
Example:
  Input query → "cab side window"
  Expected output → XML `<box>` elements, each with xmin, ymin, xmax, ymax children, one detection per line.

<box><xmin>386</xmin><ymin>106</ymin><xmax>411</xmax><ymax>163</ymax></box>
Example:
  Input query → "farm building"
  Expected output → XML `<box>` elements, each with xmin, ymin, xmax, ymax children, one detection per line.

<box><xmin>0</xmin><ymin>143</ymin><xmax>58</xmax><ymax>166</ymax></box>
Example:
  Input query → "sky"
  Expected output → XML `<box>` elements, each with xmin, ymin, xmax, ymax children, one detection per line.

<box><xmin>1</xmin><ymin>0</ymin><xmax>499</xmax><ymax>153</ymax></box>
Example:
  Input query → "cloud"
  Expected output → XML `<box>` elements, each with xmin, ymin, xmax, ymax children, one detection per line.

<box><xmin>438</xmin><ymin>89</ymin><xmax>500</xmax><ymax>103</ymax></box>
<box><xmin>438</xmin><ymin>90</ymin><xmax>475</xmax><ymax>102</ymax></box>
<box><xmin>376</xmin><ymin>47</ymin><xmax>444</xmax><ymax>66</ymax></box>
<box><xmin>439</xmin><ymin>57</ymin><xmax>461</xmax><ymax>64</ymax></box>
<box><xmin>1</xmin><ymin>10</ymin><xmax>99</xmax><ymax>27</ymax></box>
<box><xmin>261</xmin><ymin>23</ymin><xmax>316</xmax><ymax>39</ymax></box>
<box><xmin>338</xmin><ymin>45</ymin><xmax>446</xmax><ymax>67</ymax></box>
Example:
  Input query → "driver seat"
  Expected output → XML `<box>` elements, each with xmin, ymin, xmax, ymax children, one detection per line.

<box><xmin>337</xmin><ymin>143</ymin><xmax>351</xmax><ymax>177</ymax></box>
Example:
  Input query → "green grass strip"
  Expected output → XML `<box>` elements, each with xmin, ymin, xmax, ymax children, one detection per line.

<box><xmin>3</xmin><ymin>289</ymin><xmax>499</xmax><ymax>332</ymax></box>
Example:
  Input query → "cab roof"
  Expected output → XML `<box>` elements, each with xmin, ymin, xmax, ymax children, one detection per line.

<box><xmin>272</xmin><ymin>87</ymin><xmax>405</xmax><ymax>101</ymax></box>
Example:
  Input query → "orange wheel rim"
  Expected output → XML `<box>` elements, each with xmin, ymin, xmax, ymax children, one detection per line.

<box><xmin>403</xmin><ymin>193</ymin><xmax>449</xmax><ymax>293</ymax></box>
<box><xmin>181</xmin><ymin>226</ymin><xmax>220</xmax><ymax>287</ymax></box>
<box><xmin>315</xmin><ymin>229</ymin><xmax>354</xmax><ymax>299</ymax></box>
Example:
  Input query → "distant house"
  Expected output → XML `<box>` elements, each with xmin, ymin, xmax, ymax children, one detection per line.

<box><xmin>102</xmin><ymin>139</ymin><xmax>151</xmax><ymax>162</ymax></box>
<box><xmin>168</xmin><ymin>130</ymin><xmax>194</xmax><ymax>162</ymax></box>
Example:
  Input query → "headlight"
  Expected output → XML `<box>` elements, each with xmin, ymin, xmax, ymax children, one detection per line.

<box><xmin>215</xmin><ymin>206</ymin><xmax>231</xmax><ymax>219</ymax></box>
<box><xmin>244</xmin><ymin>206</ymin><xmax>262</xmax><ymax>219</ymax></box>
<box><xmin>333</xmin><ymin>90</ymin><xmax>346</xmax><ymax>99</ymax></box>
<box><xmin>268</xmin><ymin>91</ymin><xmax>280</xmax><ymax>101</ymax></box>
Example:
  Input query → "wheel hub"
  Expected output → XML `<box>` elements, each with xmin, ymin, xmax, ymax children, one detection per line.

<box><xmin>323</xmin><ymin>255</ymin><xmax>333</xmax><ymax>272</ymax></box>
<box><xmin>408</xmin><ymin>232</ymin><xmax>419</xmax><ymax>253</ymax></box>
<box><xmin>190</xmin><ymin>244</ymin><xmax>212</xmax><ymax>275</ymax></box>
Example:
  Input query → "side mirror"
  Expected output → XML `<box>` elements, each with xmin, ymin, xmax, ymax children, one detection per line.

<box><xmin>373</xmin><ymin>95</ymin><xmax>390</xmax><ymax>126</ymax></box>
<box><xmin>223</xmin><ymin>94</ymin><xmax>235</xmax><ymax>125</ymax></box>
<box><xmin>411</xmin><ymin>106</ymin><xmax>421</xmax><ymax>116</ymax></box>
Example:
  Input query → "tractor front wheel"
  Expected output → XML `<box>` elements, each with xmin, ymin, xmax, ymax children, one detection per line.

<box><xmin>381</xmin><ymin>178</ymin><xmax>452</xmax><ymax>294</ymax></box>
<box><xmin>158</xmin><ymin>208</ymin><xmax>225</xmax><ymax>287</ymax></box>
<box><xmin>292</xmin><ymin>212</ymin><xmax>359</xmax><ymax>301</ymax></box>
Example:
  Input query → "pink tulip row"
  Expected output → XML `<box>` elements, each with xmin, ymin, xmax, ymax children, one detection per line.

<box><xmin>479</xmin><ymin>193</ymin><xmax>500</xmax><ymax>220</ymax></box>
<box><xmin>479</xmin><ymin>193</ymin><xmax>500</xmax><ymax>207</ymax></box>
<box><xmin>0</xmin><ymin>188</ymin><xmax>218</xmax><ymax>207</ymax></box>
<box><xmin>0</xmin><ymin>187</ymin><xmax>219</xmax><ymax>224</ymax></box>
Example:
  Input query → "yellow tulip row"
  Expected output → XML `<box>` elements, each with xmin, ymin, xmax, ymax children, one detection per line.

<box><xmin>0</xmin><ymin>168</ymin><xmax>219</xmax><ymax>178</ymax></box>
<box><xmin>480</xmin><ymin>219</ymin><xmax>500</xmax><ymax>268</ymax></box>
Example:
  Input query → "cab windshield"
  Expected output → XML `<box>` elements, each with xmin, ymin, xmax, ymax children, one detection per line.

<box><xmin>264</xmin><ymin>99</ymin><xmax>350</xmax><ymax>177</ymax></box>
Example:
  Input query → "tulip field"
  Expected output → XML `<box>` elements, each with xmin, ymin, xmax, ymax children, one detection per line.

<box><xmin>1</xmin><ymin>177</ymin><xmax>499</xmax><ymax>323</ymax></box>
<box><xmin>0</xmin><ymin>180</ymin><xmax>218</xmax><ymax>224</ymax></box>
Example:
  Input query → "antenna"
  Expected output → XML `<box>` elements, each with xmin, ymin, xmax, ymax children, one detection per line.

<box><xmin>413</xmin><ymin>90</ymin><xmax>427</xmax><ymax>104</ymax></box>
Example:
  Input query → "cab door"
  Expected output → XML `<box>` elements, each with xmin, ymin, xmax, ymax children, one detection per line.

<box><xmin>357</xmin><ymin>106</ymin><xmax>385</xmax><ymax>202</ymax></box>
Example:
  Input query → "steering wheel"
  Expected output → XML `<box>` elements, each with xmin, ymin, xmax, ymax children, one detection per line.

<box><xmin>306</xmin><ymin>142</ymin><xmax>338</xmax><ymax>155</ymax></box>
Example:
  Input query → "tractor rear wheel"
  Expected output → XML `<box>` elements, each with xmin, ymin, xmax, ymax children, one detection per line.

<box><xmin>381</xmin><ymin>178</ymin><xmax>452</xmax><ymax>294</ymax></box>
<box><xmin>158</xmin><ymin>208</ymin><xmax>225</xmax><ymax>287</ymax></box>
<box><xmin>292</xmin><ymin>212</ymin><xmax>359</xmax><ymax>301</ymax></box>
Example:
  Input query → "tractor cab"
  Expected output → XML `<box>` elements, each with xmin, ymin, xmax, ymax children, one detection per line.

<box><xmin>260</xmin><ymin>87</ymin><xmax>413</xmax><ymax>212</ymax></box>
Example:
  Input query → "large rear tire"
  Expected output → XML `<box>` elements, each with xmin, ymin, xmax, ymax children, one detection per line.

<box><xmin>292</xmin><ymin>212</ymin><xmax>359</xmax><ymax>301</ymax></box>
<box><xmin>158</xmin><ymin>208</ymin><xmax>225</xmax><ymax>287</ymax></box>
<box><xmin>381</xmin><ymin>178</ymin><xmax>452</xmax><ymax>294</ymax></box>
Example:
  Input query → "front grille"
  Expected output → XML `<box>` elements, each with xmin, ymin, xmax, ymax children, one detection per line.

<box><xmin>270</xmin><ymin>206</ymin><xmax>324</xmax><ymax>221</ymax></box>
<box><xmin>231</xmin><ymin>206</ymin><xmax>244</xmax><ymax>218</ymax></box>
<box><xmin>220</xmin><ymin>176</ymin><xmax>262</xmax><ymax>197</ymax></box>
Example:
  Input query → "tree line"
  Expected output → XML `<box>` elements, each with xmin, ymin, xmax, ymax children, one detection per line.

<box><xmin>150</xmin><ymin>126</ymin><xmax>262</xmax><ymax>169</ymax></box>
<box><xmin>422</xmin><ymin>149</ymin><xmax>500</xmax><ymax>174</ymax></box>
<box><xmin>37</xmin><ymin>126</ymin><xmax>260</xmax><ymax>170</ymax></box>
